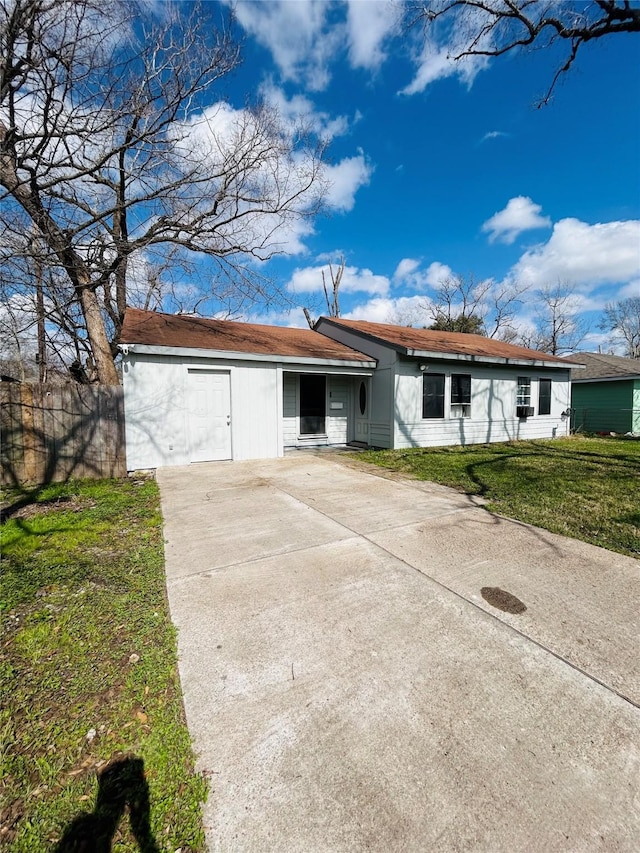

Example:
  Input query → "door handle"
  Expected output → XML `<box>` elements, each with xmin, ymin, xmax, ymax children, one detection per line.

<box><xmin>226</xmin><ymin>415</ymin><xmax>231</xmax><ymax>425</ymax></box>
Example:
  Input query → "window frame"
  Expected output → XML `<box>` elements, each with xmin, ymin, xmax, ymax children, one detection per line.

<box><xmin>450</xmin><ymin>373</ymin><xmax>472</xmax><ymax>419</ymax></box>
<box><xmin>538</xmin><ymin>378</ymin><xmax>552</xmax><ymax>416</ymax></box>
<box><xmin>299</xmin><ymin>373</ymin><xmax>327</xmax><ymax>436</ymax></box>
<box><xmin>516</xmin><ymin>376</ymin><xmax>532</xmax><ymax>408</ymax></box>
<box><xmin>422</xmin><ymin>373</ymin><xmax>446</xmax><ymax>419</ymax></box>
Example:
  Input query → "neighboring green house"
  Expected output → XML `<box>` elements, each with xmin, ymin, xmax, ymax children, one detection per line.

<box><xmin>570</xmin><ymin>352</ymin><xmax>640</xmax><ymax>434</ymax></box>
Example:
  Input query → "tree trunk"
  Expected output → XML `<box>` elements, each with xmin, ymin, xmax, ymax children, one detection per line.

<box><xmin>1</xmin><ymin>123</ymin><xmax>119</xmax><ymax>384</ymax></box>
<box><xmin>35</xmin><ymin>256</ymin><xmax>47</xmax><ymax>382</ymax></box>
<box><xmin>78</xmin><ymin>273</ymin><xmax>120</xmax><ymax>385</ymax></box>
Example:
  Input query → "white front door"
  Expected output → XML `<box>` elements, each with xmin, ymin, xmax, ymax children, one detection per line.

<box><xmin>353</xmin><ymin>378</ymin><xmax>369</xmax><ymax>443</ymax></box>
<box><xmin>186</xmin><ymin>369</ymin><xmax>232</xmax><ymax>462</ymax></box>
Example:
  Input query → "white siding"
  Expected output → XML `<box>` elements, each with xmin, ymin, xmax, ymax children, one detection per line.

<box><xmin>282</xmin><ymin>373</ymin><xmax>351</xmax><ymax>448</ymax></box>
<box><xmin>316</xmin><ymin>322</ymin><xmax>395</xmax><ymax>448</ymax></box>
<box><xmin>370</xmin><ymin>367</ymin><xmax>393</xmax><ymax>448</ymax></box>
<box><xmin>123</xmin><ymin>354</ymin><xmax>189</xmax><ymax>469</ymax></box>
<box><xmin>123</xmin><ymin>353</ymin><xmax>279</xmax><ymax>469</ymax></box>
<box><xmin>327</xmin><ymin>376</ymin><xmax>349</xmax><ymax>444</ymax></box>
<box><xmin>393</xmin><ymin>360</ymin><xmax>572</xmax><ymax>448</ymax></box>
<box><xmin>229</xmin><ymin>364</ymin><xmax>279</xmax><ymax>461</ymax></box>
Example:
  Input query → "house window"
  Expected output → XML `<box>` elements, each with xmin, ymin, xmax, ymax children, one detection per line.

<box><xmin>516</xmin><ymin>376</ymin><xmax>531</xmax><ymax>407</ymax></box>
<box><xmin>538</xmin><ymin>379</ymin><xmax>552</xmax><ymax>415</ymax></box>
<box><xmin>451</xmin><ymin>374</ymin><xmax>471</xmax><ymax>418</ymax></box>
<box><xmin>359</xmin><ymin>381</ymin><xmax>367</xmax><ymax>416</ymax></box>
<box><xmin>423</xmin><ymin>373</ymin><xmax>445</xmax><ymax>419</ymax></box>
<box><xmin>299</xmin><ymin>374</ymin><xmax>326</xmax><ymax>434</ymax></box>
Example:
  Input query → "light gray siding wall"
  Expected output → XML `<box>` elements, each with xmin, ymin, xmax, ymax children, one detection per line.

<box><xmin>282</xmin><ymin>372</ymin><xmax>298</xmax><ymax>446</ymax></box>
<box><xmin>393</xmin><ymin>360</ymin><xmax>572</xmax><ymax>448</ymax></box>
<box><xmin>370</xmin><ymin>367</ymin><xmax>393</xmax><ymax>447</ymax></box>
<box><xmin>315</xmin><ymin>323</ymin><xmax>395</xmax><ymax>448</ymax></box>
<box><xmin>282</xmin><ymin>373</ymin><xmax>350</xmax><ymax>447</ymax></box>
<box><xmin>123</xmin><ymin>354</ymin><xmax>189</xmax><ymax>469</ymax></box>
<box><xmin>231</xmin><ymin>363</ymin><xmax>279</xmax><ymax>460</ymax></box>
<box><xmin>327</xmin><ymin>376</ymin><xmax>349</xmax><ymax>444</ymax></box>
<box><xmin>123</xmin><ymin>353</ymin><xmax>279</xmax><ymax>469</ymax></box>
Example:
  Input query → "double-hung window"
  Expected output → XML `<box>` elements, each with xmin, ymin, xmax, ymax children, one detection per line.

<box><xmin>422</xmin><ymin>373</ymin><xmax>445</xmax><ymax>419</ymax></box>
<box><xmin>450</xmin><ymin>374</ymin><xmax>471</xmax><ymax>418</ymax></box>
<box><xmin>538</xmin><ymin>379</ymin><xmax>552</xmax><ymax>415</ymax></box>
<box><xmin>516</xmin><ymin>376</ymin><xmax>531</xmax><ymax>407</ymax></box>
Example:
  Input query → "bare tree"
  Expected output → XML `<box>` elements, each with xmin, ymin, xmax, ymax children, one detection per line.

<box><xmin>599</xmin><ymin>297</ymin><xmax>640</xmax><ymax>358</ymax></box>
<box><xmin>322</xmin><ymin>256</ymin><xmax>345</xmax><ymax>318</ymax></box>
<box><xmin>303</xmin><ymin>256</ymin><xmax>345</xmax><ymax>329</ymax></box>
<box><xmin>426</xmin><ymin>273</ymin><xmax>526</xmax><ymax>337</ymax></box>
<box><xmin>427</xmin><ymin>274</ymin><xmax>489</xmax><ymax>333</ymax></box>
<box><xmin>0</xmin><ymin>0</ymin><xmax>328</xmax><ymax>383</ymax></box>
<box><xmin>519</xmin><ymin>282</ymin><xmax>588</xmax><ymax>354</ymax></box>
<box><xmin>406</xmin><ymin>1</ymin><xmax>640</xmax><ymax>104</ymax></box>
<box><xmin>0</xmin><ymin>231</ymin><xmax>84</xmax><ymax>382</ymax></box>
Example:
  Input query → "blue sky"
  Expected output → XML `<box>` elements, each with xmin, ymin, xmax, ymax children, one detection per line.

<box><xmin>199</xmin><ymin>1</ymin><xmax>640</xmax><ymax>351</ymax></box>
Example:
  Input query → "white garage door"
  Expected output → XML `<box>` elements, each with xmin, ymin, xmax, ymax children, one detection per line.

<box><xmin>186</xmin><ymin>369</ymin><xmax>232</xmax><ymax>462</ymax></box>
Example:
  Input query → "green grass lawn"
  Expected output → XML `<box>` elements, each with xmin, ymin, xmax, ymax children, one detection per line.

<box><xmin>0</xmin><ymin>477</ymin><xmax>207</xmax><ymax>851</ymax></box>
<box><xmin>359</xmin><ymin>437</ymin><xmax>640</xmax><ymax>558</ymax></box>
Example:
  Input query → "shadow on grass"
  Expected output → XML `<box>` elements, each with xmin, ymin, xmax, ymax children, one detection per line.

<box><xmin>0</xmin><ymin>491</ymin><xmax>39</xmax><ymax>524</ymax></box>
<box><xmin>54</xmin><ymin>756</ymin><xmax>159</xmax><ymax>853</ymax></box>
<box><xmin>461</xmin><ymin>440</ymin><xmax>638</xmax><ymax>499</ymax></box>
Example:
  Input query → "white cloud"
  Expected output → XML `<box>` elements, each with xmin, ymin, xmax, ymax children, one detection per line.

<box><xmin>346</xmin><ymin>0</ymin><xmax>399</xmax><ymax>70</ymax></box>
<box><xmin>314</xmin><ymin>248</ymin><xmax>346</xmax><ymax>263</ymax></box>
<box><xmin>170</xmin><ymin>101</ymin><xmax>322</xmax><ymax>256</ymax></box>
<box><xmin>509</xmin><ymin>218</ymin><xmax>640</xmax><ymax>290</ymax></box>
<box><xmin>392</xmin><ymin>259</ymin><xmax>453</xmax><ymax>291</ymax></box>
<box><xmin>230</xmin><ymin>0</ymin><xmax>341</xmax><ymax>91</ymax></box>
<box><xmin>618</xmin><ymin>279</ymin><xmax>640</xmax><ymax>299</ymax></box>
<box><xmin>343</xmin><ymin>295</ymin><xmax>428</xmax><ymax>325</ymax></box>
<box><xmin>579</xmin><ymin>330</ymin><xmax>628</xmax><ymax>356</ymax></box>
<box><xmin>424</xmin><ymin>261</ymin><xmax>454</xmax><ymax>287</ymax></box>
<box><xmin>482</xmin><ymin>196</ymin><xmax>552</xmax><ymax>244</ymax></box>
<box><xmin>258</xmin><ymin>82</ymin><xmax>349</xmax><ymax>140</ymax></box>
<box><xmin>287</xmin><ymin>264</ymin><xmax>389</xmax><ymax>297</ymax></box>
<box><xmin>245</xmin><ymin>306</ymin><xmax>311</xmax><ymax>329</ymax></box>
<box><xmin>400</xmin><ymin>31</ymin><xmax>489</xmax><ymax>96</ymax></box>
<box><xmin>393</xmin><ymin>258</ymin><xmax>421</xmax><ymax>282</ymax></box>
<box><xmin>324</xmin><ymin>153</ymin><xmax>372</xmax><ymax>212</ymax></box>
<box><xmin>170</xmin><ymin>100</ymin><xmax>370</xmax><ymax>257</ymax></box>
<box><xmin>480</xmin><ymin>130</ymin><xmax>509</xmax><ymax>144</ymax></box>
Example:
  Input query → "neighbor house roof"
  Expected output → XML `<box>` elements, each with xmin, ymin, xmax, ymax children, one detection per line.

<box><xmin>317</xmin><ymin>317</ymin><xmax>583</xmax><ymax>368</ymax></box>
<box><xmin>569</xmin><ymin>352</ymin><xmax>640</xmax><ymax>382</ymax></box>
<box><xmin>120</xmin><ymin>308</ymin><xmax>375</xmax><ymax>365</ymax></box>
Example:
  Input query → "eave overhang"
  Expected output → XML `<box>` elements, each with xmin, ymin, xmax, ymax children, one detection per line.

<box><xmin>403</xmin><ymin>349</ymin><xmax>583</xmax><ymax>370</ymax></box>
<box><xmin>571</xmin><ymin>374</ymin><xmax>638</xmax><ymax>384</ymax></box>
<box><xmin>119</xmin><ymin>343</ymin><xmax>376</xmax><ymax>372</ymax></box>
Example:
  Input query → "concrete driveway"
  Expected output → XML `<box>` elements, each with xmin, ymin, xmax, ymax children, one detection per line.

<box><xmin>157</xmin><ymin>453</ymin><xmax>640</xmax><ymax>852</ymax></box>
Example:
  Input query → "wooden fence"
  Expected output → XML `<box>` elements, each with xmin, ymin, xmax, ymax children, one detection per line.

<box><xmin>1</xmin><ymin>383</ymin><xmax>126</xmax><ymax>487</ymax></box>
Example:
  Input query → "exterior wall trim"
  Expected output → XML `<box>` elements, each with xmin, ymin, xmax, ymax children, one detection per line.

<box><xmin>404</xmin><ymin>349</ymin><xmax>584</xmax><ymax>369</ymax></box>
<box><xmin>120</xmin><ymin>343</ymin><xmax>375</xmax><ymax>370</ymax></box>
<box><xmin>572</xmin><ymin>375</ymin><xmax>639</xmax><ymax>384</ymax></box>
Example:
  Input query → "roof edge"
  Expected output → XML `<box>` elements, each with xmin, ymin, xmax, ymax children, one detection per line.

<box><xmin>118</xmin><ymin>342</ymin><xmax>376</xmax><ymax>369</ymax></box>
<box><xmin>571</xmin><ymin>373</ymin><xmax>639</xmax><ymax>384</ymax></box>
<box><xmin>318</xmin><ymin>317</ymin><xmax>582</xmax><ymax>368</ymax></box>
<box><xmin>404</xmin><ymin>348</ymin><xmax>580</xmax><ymax>369</ymax></box>
<box><xmin>316</xmin><ymin>316</ymin><xmax>408</xmax><ymax>353</ymax></box>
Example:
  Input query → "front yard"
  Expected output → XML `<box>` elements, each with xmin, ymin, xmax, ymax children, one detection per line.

<box><xmin>359</xmin><ymin>436</ymin><xmax>639</xmax><ymax>558</ymax></box>
<box><xmin>1</xmin><ymin>435</ymin><xmax>637</xmax><ymax>849</ymax></box>
<box><xmin>0</xmin><ymin>477</ymin><xmax>206</xmax><ymax>852</ymax></box>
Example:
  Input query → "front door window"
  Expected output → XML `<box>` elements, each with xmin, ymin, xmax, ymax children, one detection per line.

<box><xmin>359</xmin><ymin>381</ymin><xmax>367</xmax><ymax>415</ymax></box>
<box><xmin>300</xmin><ymin>374</ymin><xmax>326</xmax><ymax>434</ymax></box>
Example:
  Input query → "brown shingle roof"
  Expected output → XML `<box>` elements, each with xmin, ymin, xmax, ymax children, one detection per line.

<box><xmin>120</xmin><ymin>308</ymin><xmax>374</xmax><ymax>363</ymax></box>
<box><xmin>569</xmin><ymin>352</ymin><xmax>640</xmax><ymax>381</ymax></box>
<box><xmin>319</xmin><ymin>317</ymin><xmax>580</xmax><ymax>366</ymax></box>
